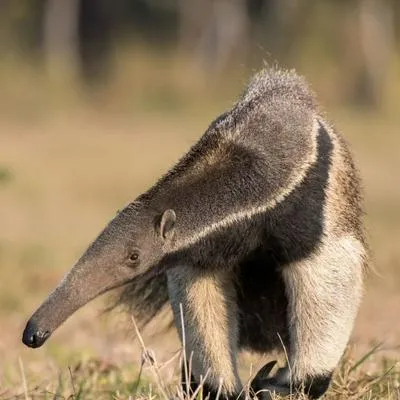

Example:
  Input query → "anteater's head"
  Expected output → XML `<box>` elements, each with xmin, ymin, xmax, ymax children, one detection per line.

<box><xmin>22</xmin><ymin>203</ymin><xmax>176</xmax><ymax>348</ymax></box>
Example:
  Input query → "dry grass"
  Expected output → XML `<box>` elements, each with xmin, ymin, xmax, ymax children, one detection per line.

<box><xmin>1</xmin><ymin>61</ymin><xmax>400</xmax><ymax>398</ymax></box>
<box><xmin>6</xmin><ymin>324</ymin><xmax>399</xmax><ymax>399</ymax></box>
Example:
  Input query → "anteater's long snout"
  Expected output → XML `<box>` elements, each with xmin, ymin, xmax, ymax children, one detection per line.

<box><xmin>22</xmin><ymin>255</ymin><xmax>132</xmax><ymax>349</ymax></box>
<box><xmin>21</xmin><ymin>276</ymin><xmax>88</xmax><ymax>349</ymax></box>
<box><xmin>21</xmin><ymin>208</ymin><xmax>146</xmax><ymax>349</ymax></box>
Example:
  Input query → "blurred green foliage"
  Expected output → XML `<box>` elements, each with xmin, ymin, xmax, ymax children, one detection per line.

<box><xmin>0</xmin><ymin>166</ymin><xmax>13</xmax><ymax>185</ymax></box>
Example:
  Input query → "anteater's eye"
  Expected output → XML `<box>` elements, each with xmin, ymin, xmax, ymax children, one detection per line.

<box><xmin>128</xmin><ymin>251</ymin><xmax>140</xmax><ymax>265</ymax></box>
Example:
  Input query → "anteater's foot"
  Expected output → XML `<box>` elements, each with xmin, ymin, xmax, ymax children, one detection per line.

<box><xmin>251</xmin><ymin>360</ymin><xmax>332</xmax><ymax>399</ymax></box>
<box><xmin>250</xmin><ymin>361</ymin><xmax>291</xmax><ymax>399</ymax></box>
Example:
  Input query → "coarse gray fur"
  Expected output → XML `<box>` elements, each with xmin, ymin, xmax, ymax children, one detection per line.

<box><xmin>22</xmin><ymin>68</ymin><xmax>368</xmax><ymax>400</ymax></box>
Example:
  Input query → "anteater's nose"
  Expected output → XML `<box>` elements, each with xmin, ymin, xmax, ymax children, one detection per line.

<box><xmin>22</xmin><ymin>320</ymin><xmax>50</xmax><ymax>348</ymax></box>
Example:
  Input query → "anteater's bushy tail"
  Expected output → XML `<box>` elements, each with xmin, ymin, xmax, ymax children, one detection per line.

<box><xmin>112</xmin><ymin>272</ymin><xmax>172</xmax><ymax>329</ymax></box>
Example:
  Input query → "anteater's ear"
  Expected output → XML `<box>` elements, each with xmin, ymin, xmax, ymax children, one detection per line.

<box><xmin>159</xmin><ymin>209</ymin><xmax>176</xmax><ymax>241</ymax></box>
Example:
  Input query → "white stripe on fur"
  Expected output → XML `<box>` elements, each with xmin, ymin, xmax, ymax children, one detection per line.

<box><xmin>173</xmin><ymin>117</ymin><xmax>320</xmax><ymax>251</ymax></box>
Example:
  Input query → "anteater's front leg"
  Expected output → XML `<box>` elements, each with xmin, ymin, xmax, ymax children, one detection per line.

<box><xmin>252</xmin><ymin>236</ymin><xmax>364</xmax><ymax>399</ymax></box>
<box><xmin>167</xmin><ymin>266</ymin><xmax>240</xmax><ymax>400</ymax></box>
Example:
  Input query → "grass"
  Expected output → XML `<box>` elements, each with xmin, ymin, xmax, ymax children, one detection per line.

<box><xmin>7</xmin><ymin>327</ymin><xmax>400</xmax><ymax>399</ymax></box>
<box><xmin>0</xmin><ymin>166</ymin><xmax>12</xmax><ymax>185</ymax></box>
<box><xmin>1</xmin><ymin>59</ymin><xmax>400</xmax><ymax>399</ymax></box>
<box><xmin>10</xmin><ymin>357</ymin><xmax>149</xmax><ymax>399</ymax></box>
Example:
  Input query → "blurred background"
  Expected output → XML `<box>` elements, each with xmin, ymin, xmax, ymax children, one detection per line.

<box><xmin>1</xmin><ymin>0</ymin><xmax>400</xmax><ymax>397</ymax></box>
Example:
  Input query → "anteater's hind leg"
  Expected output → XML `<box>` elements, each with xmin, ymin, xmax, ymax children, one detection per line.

<box><xmin>167</xmin><ymin>266</ymin><xmax>241</xmax><ymax>400</ymax></box>
<box><xmin>253</xmin><ymin>236</ymin><xmax>365</xmax><ymax>399</ymax></box>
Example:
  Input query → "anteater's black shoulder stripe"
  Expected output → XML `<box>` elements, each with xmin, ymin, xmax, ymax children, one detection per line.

<box><xmin>270</xmin><ymin>119</ymin><xmax>333</xmax><ymax>264</ymax></box>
